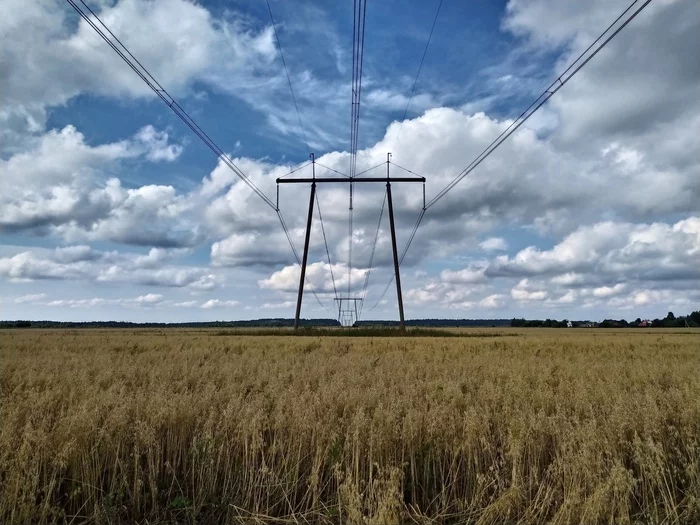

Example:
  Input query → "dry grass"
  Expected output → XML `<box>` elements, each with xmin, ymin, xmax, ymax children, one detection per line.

<box><xmin>1</xmin><ymin>328</ymin><xmax>699</xmax><ymax>524</ymax></box>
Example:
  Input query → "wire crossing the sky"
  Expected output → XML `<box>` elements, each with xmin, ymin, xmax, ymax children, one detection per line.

<box><xmin>67</xmin><ymin>0</ymin><xmax>656</xmax><ymax>322</ymax></box>
<box><xmin>347</xmin><ymin>0</ymin><xmax>369</xmax><ymax>301</ymax></box>
<box><xmin>426</xmin><ymin>0</ymin><xmax>653</xmax><ymax>210</ymax></box>
<box><xmin>276</xmin><ymin>209</ymin><xmax>328</xmax><ymax>311</ymax></box>
<box><xmin>370</xmin><ymin>0</ymin><xmax>654</xmax><ymax>312</ymax></box>
<box><xmin>358</xmin><ymin>189</ymin><xmax>387</xmax><ymax>318</ymax></box>
<box><xmin>266</xmin><ymin>0</ymin><xmax>311</xmax><ymax>155</ymax></box>
<box><xmin>315</xmin><ymin>190</ymin><xmax>339</xmax><ymax>300</ymax></box>
<box><xmin>64</xmin><ymin>0</ymin><xmax>277</xmax><ymax>211</ymax></box>
<box><xmin>392</xmin><ymin>0</ymin><xmax>443</xmax><ymax>152</ymax></box>
<box><xmin>65</xmin><ymin>0</ymin><xmax>335</xmax><ymax>312</ymax></box>
<box><xmin>349</xmin><ymin>0</ymin><xmax>369</xmax><ymax>178</ymax></box>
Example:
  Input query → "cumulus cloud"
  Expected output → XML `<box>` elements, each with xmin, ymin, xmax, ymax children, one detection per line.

<box><xmin>259</xmin><ymin>262</ymin><xmax>367</xmax><ymax>294</ymax></box>
<box><xmin>133</xmin><ymin>293</ymin><xmax>164</xmax><ymax>305</ymax></box>
<box><xmin>0</xmin><ymin>246</ymin><xmax>220</xmax><ymax>290</ymax></box>
<box><xmin>480</xmin><ymin>237</ymin><xmax>508</xmax><ymax>252</ymax></box>
<box><xmin>404</xmin><ymin>217</ymin><xmax>700</xmax><ymax>316</ymax></box>
<box><xmin>487</xmin><ymin>218</ymin><xmax>700</xmax><ymax>283</ymax></box>
<box><xmin>0</xmin><ymin>0</ymin><xmax>277</xmax><ymax>143</ymax></box>
<box><xmin>14</xmin><ymin>293</ymin><xmax>48</xmax><ymax>304</ymax></box>
<box><xmin>40</xmin><ymin>294</ymin><xmax>180</xmax><ymax>308</ymax></box>
<box><xmin>0</xmin><ymin>125</ymin><xmax>196</xmax><ymax>247</ymax></box>
<box><xmin>2</xmin><ymin>0</ymin><xmax>700</xmax><ymax>320</ymax></box>
<box><xmin>201</xmin><ymin>299</ymin><xmax>239</xmax><ymax>309</ymax></box>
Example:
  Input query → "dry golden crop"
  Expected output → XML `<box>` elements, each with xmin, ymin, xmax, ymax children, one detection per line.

<box><xmin>1</xmin><ymin>328</ymin><xmax>699</xmax><ymax>524</ymax></box>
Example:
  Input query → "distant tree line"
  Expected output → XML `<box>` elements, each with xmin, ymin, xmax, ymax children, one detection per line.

<box><xmin>511</xmin><ymin>319</ymin><xmax>573</xmax><ymax>328</ymax></box>
<box><xmin>511</xmin><ymin>310</ymin><xmax>700</xmax><ymax>328</ymax></box>
<box><xmin>356</xmin><ymin>319</ymin><xmax>512</xmax><ymax>328</ymax></box>
<box><xmin>0</xmin><ymin>318</ymin><xmax>340</xmax><ymax>329</ymax></box>
<box><xmin>3</xmin><ymin>312</ymin><xmax>697</xmax><ymax>329</ymax></box>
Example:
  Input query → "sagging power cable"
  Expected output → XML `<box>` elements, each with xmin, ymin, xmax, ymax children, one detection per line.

<box><xmin>65</xmin><ymin>0</ymin><xmax>276</xmax><ymax>210</ymax></box>
<box><xmin>358</xmin><ymin>189</ymin><xmax>387</xmax><ymax>318</ymax></box>
<box><xmin>266</xmin><ymin>0</ymin><xmax>311</xmax><ymax>154</ymax></box>
<box><xmin>426</xmin><ymin>0</ymin><xmax>653</xmax><ymax>210</ymax></box>
<box><xmin>370</xmin><ymin>0</ymin><xmax>655</xmax><ymax>310</ymax></box>
<box><xmin>392</xmin><ymin>0</ymin><xmax>443</xmax><ymax>152</ymax></box>
<box><xmin>315</xmin><ymin>190</ymin><xmax>339</xmax><ymax>300</ymax></box>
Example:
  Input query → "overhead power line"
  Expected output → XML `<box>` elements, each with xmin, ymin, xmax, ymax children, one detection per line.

<box><xmin>426</xmin><ymin>0</ymin><xmax>653</xmax><ymax>210</ymax></box>
<box><xmin>314</xmin><ymin>162</ymin><xmax>350</xmax><ymax>178</ymax></box>
<box><xmin>359</xmin><ymin>189</ymin><xmax>387</xmax><ymax>318</ymax></box>
<box><xmin>66</xmin><ymin>0</ymin><xmax>330</xmax><ymax>312</ymax></box>
<box><xmin>372</xmin><ymin>0</ymin><xmax>654</xmax><ymax>311</ymax></box>
<box><xmin>65</xmin><ymin>0</ymin><xmax>276</xmax><ymax>210</ymax></box>
<box><xmin>349</xmin><ymin>0</ymin><xmax>369</xmax><ymax>178</ymax></box>
<box><xmin>392</xmin><ymin>0</ymin><xmax>443</xmax><ymax>151</ymax></box>
<box><xmin>276</xmin><ymin>209</ymin><xmax>328</xmax><ymax>311</ymax></box>
<box><xmin>347</xmin><ymin>0</ymin><xmax>370</xmax><ymax>299</ymax></box>
<box><xmin>315</xmin><ymin>190</ymin><xmax>339</xmax><ymax>300</ymax></box>
<box><xmin>265</xmin><ymin>0</ymin><xmax>311</xmax><ymax>154</ymax></box>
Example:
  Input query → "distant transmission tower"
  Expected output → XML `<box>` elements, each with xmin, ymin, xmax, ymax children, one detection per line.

<box><xmin>277</xmin><ymin>153</ymin><xmax>424</xmax><ymax>329</ymax></box>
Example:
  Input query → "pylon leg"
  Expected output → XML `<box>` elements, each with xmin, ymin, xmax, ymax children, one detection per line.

<box><xmin>294</xmin><ymin>182</ymin><xmax>316</xmax><ymax>329</ymax></box>
<box><xmin>386</xmin><ymin>181</ymin><xmax>406</xmax><ymax>330</ymax></box>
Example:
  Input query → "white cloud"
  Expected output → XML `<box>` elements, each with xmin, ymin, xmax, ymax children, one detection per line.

<box><xmin>259</xmin><ymin>262</ymin><xmax>367</xmax><ymax>294</ymax></box>
<box><xmin>479</xmin><ymin>294</ymin><xmax>506</xmax><ymax>309</ymax></box>
<box><xmin>2</xmin><ymin>0</ymin><xmax>700</xmax><ymax>321</ymax></box>
<box><xmin>173</xmin><ymin>301</ymin><xmax>198</xmax><ymax>308</ymax></box>
<box><xmin>133</xmin><ymin>293</ymin><xmax>164</xmax><ymax>305</ymax></box>
<box><xmin>479</xmin><ymin>237</ymin><xmax>508</xmax><ymax>252</ymax></box>
<box><xmin>487</xmin><ymin>218</ymin><xmax>700</xmax><ymax>282</ymax></box>
<box><xmin>14</xmin><ymin>293</ymin><xmax>47</xmax><ymax>304</ymax></box>
<box><xmin>0</xmin><ymin>246</ymin><xmax>220</xmax><ymax>290</ymax></box>
<box><xmin>0</xmin><ymin>0</ymin><xmax>277</xmax><ymax>143</ymax></box>
<box><xmin>0</xmin><ymin>125</ymin><xmax>194</xmax><ymax>246</ymax></box>
<box><xmin>511</xmin><ymin>279</ymin><xmax>548</xmax><ymax>302</ymax></box>
<box><xmin>201</xmin><ymin>299</ymin><xmax>239</xmax><ymax>309</ymax></box>
<box><xmin>440</xmin><ymin>266</ymin><xmax>487</xmax><ymax>285</ymax></box>
<box><xmin>592</xmin><ymin>284</ymin><xmax>626</xmax><ymax>298</ymax></box>
<box><xmin>41</xmin><ymin>294</ymin><xmax>178</xmax><ymax>309</ymax></box>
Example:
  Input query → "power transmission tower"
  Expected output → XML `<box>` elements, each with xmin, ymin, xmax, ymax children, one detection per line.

<box><xmin>277</xmin><ymin>153</ymin><xmax>424</xmax><ymax>329</ymax></box>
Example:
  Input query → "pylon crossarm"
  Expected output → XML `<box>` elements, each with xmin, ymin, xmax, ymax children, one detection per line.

<box><xmin>277</xmin><ymin>177</ymin><xmax>424</xmax><ymax>184</ymax></box>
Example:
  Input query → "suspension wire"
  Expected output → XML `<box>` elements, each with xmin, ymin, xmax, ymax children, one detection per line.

<box><xmin>68</xmin><ymin>0</ymin><xmax>652</xmax><ymax>318</ymax></box>
<box><xmin>315</xmin><ymin>189</ymin><xmax>339</xmax><ymax>300</ymax></box>
<box><xmin>277</xmin><ymin>162</ymin><xmax>312</xmax><ymax>179</ymax></box>
<box><xmin>370</xmin><ymin>0</ymin><xmax>652</xmax><ymax>312</ymax></box>
<box><xmin>348</xmin><ymin>0</ymin><xmax>369</xmax><ymax>303</ymax></box>
<box><xmin>392</xmin><ymin>0</ymin><xmax>443</xmax><ymax>152</ymax></box>
<box><xmin>65</xmin><ymin>0</ymin><xmax>276</xmax><ymax>210</ymax></box>
<box><xmin>358</xmin><ymin>189</ymin><xmax>387</xmax><ymax>318</ymax></box>
<box><xmin>348</xmin><ymin>196</ymin><xmax>353</xmax><ymax>296</ymax></box>
<box><xmin>399</xmin><ymin>209</ymin><xmax>426</xmax><ymax>265</ymax></box>
<box><xmin>276</xmin><ymin>210</ymin><xmax>301</xmax><ymax>264</ymax></box>
<box><xmin>425</xmin><ymin>0</ymin><xmax>652</xmax><ymax>210</ymax></box>
<box><xmin>389</xmin><ymin>162</ymin><xmax>426</xmax><ymax>178</ymax></box>
<box><xmin>369</xmin><ymin>275</ymin><xmax>393</xmax><ymax>311</ymax></box>
<box><xmin>368</xmin><ymin>207</ymin><xmax>424</xmax><ymax>311</ymax></box>
<box><xmin>355</xmin><ymin>162</ymin><xmax>385</xmax><ymax>177</ymax></box>
<box><xmin>314</xmin><ymin>162</ymin><xmax>351</xmax><ymax>178</ymax></box>
<box><xmin>276</xmin><ymin>209</ymin><xmax>328</xmax><ymax>311</ymax></box>
<box><xmin>265</xmin><ymin>0</ymin><xmax>311</xmax><ymax>154</ymax></box>
<box><xmin>349</xmin><ymin>0</ymin><xmax>369</xmax><ymax>178</ymax></box>
<box><xmin>66</xmin><ymin>0</ymin><xmax>331</xmax><ymax>313</ymax></box>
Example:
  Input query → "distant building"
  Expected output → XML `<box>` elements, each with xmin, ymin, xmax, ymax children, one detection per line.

<box><xmin>638</xmin><ymin>319</ymin><xmax>651</xmax><ymax>327</ymax></box>
<box><xmin>566</xmin><ymin>321</ymin><xmax>573</xmax><ymax>328</ymax></box>
<box><xmin>580</xmin><ymin>321</ymin><xmax>598</xmax><ymax>328</ymax></box>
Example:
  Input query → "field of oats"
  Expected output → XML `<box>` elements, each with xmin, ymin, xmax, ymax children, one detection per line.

<box><xmin>1</xmin><ymin>328</ymin><xmax>699</xmax><ymax>525</ymax></box>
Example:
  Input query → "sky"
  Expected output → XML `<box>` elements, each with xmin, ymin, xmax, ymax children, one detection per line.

<box><xmin>1</xmin><ymin>0</ymin><xmax>699</xmax><ymax>322</ymax></box>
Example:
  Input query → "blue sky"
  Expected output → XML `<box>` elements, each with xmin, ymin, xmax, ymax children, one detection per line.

<box><xmin>1</xmin><ymin>0</ymin><xmax>699</xmax><ymax>322</ymax></box>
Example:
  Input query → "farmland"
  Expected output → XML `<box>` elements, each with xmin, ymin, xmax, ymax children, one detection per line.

<box><xmin>1</xmin><ymin>328</ymin><xmax>699</xmax><ymax>524</ymax></box>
